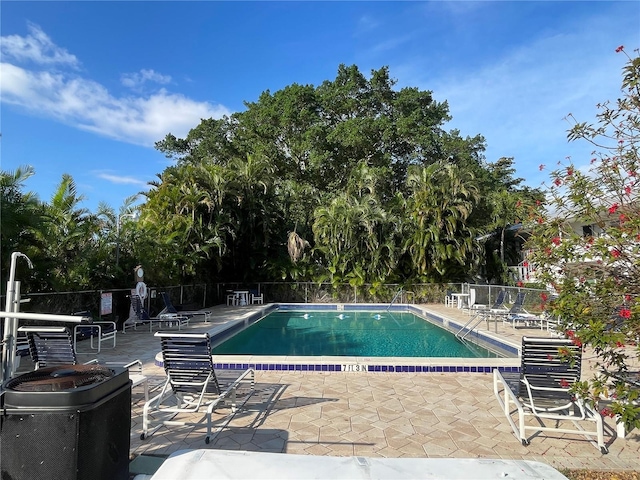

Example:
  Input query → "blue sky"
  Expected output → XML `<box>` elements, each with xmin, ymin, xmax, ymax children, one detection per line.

<box><xmin>2</xmin><ymin>1</ymin><xmax>639</xmax><ymax>212</ymax></box>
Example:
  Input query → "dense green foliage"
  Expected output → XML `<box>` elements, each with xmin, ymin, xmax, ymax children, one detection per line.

<box><xmin>2</xmin><ymin>64</ymin><xmax>539</xmax><ymax>292</ymax></box>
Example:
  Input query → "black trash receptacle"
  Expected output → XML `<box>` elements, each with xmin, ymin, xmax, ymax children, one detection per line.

<box><xmin>1</xmin><ymin>364</ymin><xmax>131</xmax><ymax>480</ymax></box>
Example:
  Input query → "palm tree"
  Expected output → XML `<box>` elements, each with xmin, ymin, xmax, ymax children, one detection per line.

<box><xmin>405</xmin><ymin>161</ymin><xmax>480</xmax><ymax>281</ymax></box>
<box><xmin>0</xmin><ymin>165</ymin><xmax>42</xmax><ymax>290</ymax></box>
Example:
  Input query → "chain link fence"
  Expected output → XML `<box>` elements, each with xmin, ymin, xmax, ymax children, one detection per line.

<box><xmin>2</xmin><ymin>282</ymin><xmax>548</xmax><ymax>330</ymax></box>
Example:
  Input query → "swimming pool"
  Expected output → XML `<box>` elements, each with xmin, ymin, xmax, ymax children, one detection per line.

<box><xmin>212</xmin><ymin>309</ymin><xmax>499</xmax><ymax>358</ymax></box>
<box><xmin>153</xmin><ymin>304</ymin><xmax>520</xmax><ymax>373</ymax></box>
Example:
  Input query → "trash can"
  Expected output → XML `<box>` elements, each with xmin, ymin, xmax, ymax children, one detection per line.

<box><xmin>0</xmin><ymin>364</ymin><xmax>131</xmax><ymax>480</ymax></box>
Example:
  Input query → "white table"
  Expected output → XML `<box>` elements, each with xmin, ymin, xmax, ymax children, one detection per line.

<box><xmin>234</xmin><ymin>290</ymin><xmax>250</xmax><ymax>306</ymax></box>
<box><xmin>451</xmin><ymin>293</ymin><xmax>469</xmax><ymax>309</ymax></box>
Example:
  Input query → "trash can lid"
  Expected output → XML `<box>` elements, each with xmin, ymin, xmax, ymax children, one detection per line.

<box><xmin>5</xmin><ymin>364</ymin><xmax>114</xmax><ymax>392</ymax></box>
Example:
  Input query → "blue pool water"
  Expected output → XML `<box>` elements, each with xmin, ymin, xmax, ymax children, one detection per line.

<box><xmin>212</xmin><ymin>310</ymin><xmax>499</xmax><ymax>358</ymax></box>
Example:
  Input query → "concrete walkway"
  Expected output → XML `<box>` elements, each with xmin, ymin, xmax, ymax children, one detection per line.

<box><xmin>58</xmin><ymin>304</ymin><xmax>640</xmax><ymax>473</ymax></box>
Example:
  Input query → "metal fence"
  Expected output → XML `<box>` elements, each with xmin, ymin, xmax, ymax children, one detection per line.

<box><xmin>1</xmin><ymin>281</ymin><xmax>549</xmax><ymax>332</ymax></box>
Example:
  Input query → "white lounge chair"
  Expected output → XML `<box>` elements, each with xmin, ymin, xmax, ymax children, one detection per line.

<box><xmin>140</xmin><ymin>332</ymin><xmax>255</xmax><ymax>444</ymax></box>
<box><xmin>493</xmin><ymin>336</ymin><xmax>608</xmax><ymax>453</ymax></box>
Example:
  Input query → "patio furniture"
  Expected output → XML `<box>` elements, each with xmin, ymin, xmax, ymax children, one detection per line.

<box><xmin>123</xmin><ymin>295</ymin><xmax>189</xmax><ymax>333</ymax></box>
<box><xmin>159</xmin><ymin>292</ymin><xmax>211</xmax><ymax>323</ymax></box>
<box><xmin>444</xmin><ymin>290</ymin><xmax>456</xmax><ymax>308</ymax></box>
<box><xmin>493</xmin><ymin>336</ymin><xmax>608</xmax><ymax>453</ymax></box>
<box><xmin>250</xmin><ymin>290</ymin><xmax>264</xmax><ymax>304</ymax></box>
<box><xmin>72</xmin><ymin>310</ymin><xmax>117</xmax><ymax>353</ymax></box>
<box><xmin>19</xmin><ymin>325</ymin><xmax>149</xmax><ymax>400</ymax></box>
<box><xmin>140</xmin><ymin>332</ymin><xmax>255</xmax><ymax>444</ymax></box>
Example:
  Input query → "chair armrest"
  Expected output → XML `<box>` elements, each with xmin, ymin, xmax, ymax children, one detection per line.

<box><xmin>107</xmin><ymin>359</ymin><xmax>143</xmax><ymax>373</ymax></box>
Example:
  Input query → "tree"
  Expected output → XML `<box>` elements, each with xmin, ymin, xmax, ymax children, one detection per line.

<box><xmin>527</xmin><ymin>47</ymin><xmax>640</xmax><ymax>432</ymax></box>
<box><xmin>404</xmin><ymin>161</ymin><xmax>481</xmax><ymax>281</ymax></box>
<box><xmin>31</xmin><ymin>174</ymin><xmax>98</xmax><ymax>290</ymax></box>
<box><xmin>0</xmin><ymin>165</ymin><xmax>43</xmax><ymax>292</ymax></box>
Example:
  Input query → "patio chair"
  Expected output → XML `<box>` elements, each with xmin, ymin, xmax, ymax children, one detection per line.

<box><xmin>493</xmin><ymin>336</ymin><xmax>608</xmax><ymax>453</ymax></box>
<box><xmin>444</xmin><ymin>289</ymin><xmax>456</xmax><ymax>308</ymax></box>
<box><xmin>250</xmin><ymin>289</ymin><xmax>264</xmax><ymax>305</ymax></box>
<box><xmin>159</xmin><ymin>291</ymin><xmax>211</xmax><ymax>323</ymax></box>
<box><xmin>72</xmin><ymin>310</ymin><xmax>117</xmax><ymax>353</ymax></box>
<box><xmin>141</xmin><ymin>332</ymin><xmax>255</xmax><ymax>444</ymax></box>
<box><xmin>465</xmin><ymin>288</ymin><xmax>487</xmax><ymax>314</ymax></box>
<box><xmin>123</xmin><ymin>295</ymin><xmax>190</xmax><ymax>333</ymax></box>
<box><xmin>19</xmin><ymin>326</ymin><xmax>149</xmax><ymax>400</ymax></box>
<box><xmin>20</xmin><ymin>326</ymin><xmax>95</xmax><ymax>368</ymax></box>
<box><xmin>474</xmin><ymin>290</ymin><xmax>507</xmax><ymax>326</ymax></box>
<box><xmin>500</xmin><ymin>292</ymin><xmax>544</xmax><ymax>329</ymax></box>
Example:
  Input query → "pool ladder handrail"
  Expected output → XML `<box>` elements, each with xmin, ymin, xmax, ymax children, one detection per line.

<box><xmin>387</xmin><ymin>288</ymin><xmax>403</xmax><ymax>311</ymax></box>
<box><xmin>455</xmin><ymin>311</ymin><xmax>485</xmax><ymax>341</ymax></box>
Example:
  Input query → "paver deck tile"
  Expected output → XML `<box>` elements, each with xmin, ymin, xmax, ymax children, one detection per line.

<box><xmin>46</xmin><ymin>303</ymin><xmax>638</xmax><ymax>474</ymax></box>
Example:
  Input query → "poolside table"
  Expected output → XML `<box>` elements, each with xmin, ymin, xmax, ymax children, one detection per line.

<box><xmin>451</xmin><ymin>293</ymin><xmax>469</xmax><ymax>309</ymax></box>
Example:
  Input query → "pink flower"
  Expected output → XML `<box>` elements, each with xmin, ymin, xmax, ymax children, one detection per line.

<box><xmin>625</xmin><ymin>186</ymin><xmax>632</xmax><ymax>195</ymax></box>
<box><xmin>566</xmin><ymin>167</ymin><xmax>574</xmax><ymax>176</ymax></box>
<box><xmin>619</xmin><ymin>308</ymin><xmax>631</xmax><ymax>319</ymax></box>
<box><xmin>609</xmin><ymin>203</ymin><xmax>619</xmax><ymax>214</ymax></box>
<box><xmin>611</xmin><ymin>249</ymin><xmax>621</xmax><ymax>258</ymax></box>
<box><xmin>600</xmin><ymin>407</ymin><xmax>614</xmax><ymax>418</ymax></box>
<box><xmin>615</xmin><ymin>45</ymin><xmax>624</xmax><ymax>53</ymax></box>
<box><xmin>539</xmin><ymin>164</ymin><xmax>545</xmax><ymax>171</ymax></box>
<box><xmin>559</xmin><ymin>378</ymin><xmax>570</xmax><ymax>388</ymax></box>
<box><xmin>523</xmin><ymin>261</ymin><xmax>529</xmax><ymax>267</ymax></box>
<box><xmin>629</xmin><ymin>171</ymin><xmax>637</xmax><ymax>177</ymax></box>
<box><xmin>552</xmin><ymin>237</ymin><xmax>561</xmax><ymax>246</ymax></box>
<box><xmin>517</xmin><ymin>281</ymin><xmax>524</xmax><ymax>287</ymax></box>
<box><xmin>616</xmin><ymin>341</ymin><xmax>625</xmax><ymax>348</ymax></box>
<box><xmin>541</xmin><ymin>293</ymin><xmax>548</xmax><ymax>302</ymax></box>
<box><xmin>554</xmin><ymin>177</ymin><xmax>562</xmax><ymax>187</ymax></box>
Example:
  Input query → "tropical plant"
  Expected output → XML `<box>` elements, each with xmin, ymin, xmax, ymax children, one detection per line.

<box><xmin>404</xmin><ymin>161</ymin><xmax>481</xmax><ymax>281</ymax></box>
<box><xmin>526</xmin><ymin>47</ymin><xmax>640</xmax><ymax>432</ymax></box>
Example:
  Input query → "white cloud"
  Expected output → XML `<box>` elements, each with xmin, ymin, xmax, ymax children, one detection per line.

<box><xmin>0</xmin><ymin>25</ymin><xmax>230</xmax><ymax>147</ymax></box>
<box><xmin>396</xmin><ymin>11</ymin><xmax>638</xmax><ymax>187</ymax></box>
<box><xmin>121</xmin><ymin>69</ymin><xmax>172</xmax><ymax>89</ymax></box>
<box><xmin>96</xmin><ymin>173</ymin><xmax>150</xmax><ymax>187</ymax></box>
<box><xmin>0</xmin><ymin>22</ymin><xmax>79</xmax><ymax>67</ymax></box>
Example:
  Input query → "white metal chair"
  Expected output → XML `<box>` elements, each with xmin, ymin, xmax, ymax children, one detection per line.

<box><xmin>72</xmin><ymin>311</ymin><xmax>117</xmax><ymax>353</ymax></box>
<box><xmin>141</xmin><ymin>332</ymin><xmax>255</xmax><ymax>444</ymax></box>
<box><xmin>250</xmin><ymin>292</ymin><xmax>264</xmax><ymax>304</ymax></box>
<box><xmin>493</xmin><ymin>336</ymin><xmax>608</xmax><ymax>453</ymax></box>
<box><xmin>444</xmin><ymin>290</ymin><xmax>456</xmax><ymax>308</ymax></box>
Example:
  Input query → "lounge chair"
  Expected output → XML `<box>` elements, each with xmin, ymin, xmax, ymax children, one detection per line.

<box><xmin>493</xmin><ymin>336</ymin><xmax>608</xmax><ymax>453</ymax></box>
<box><xmin>497</xmin><ymin>292</ymin><xmax>543</xmax><ymax>328</ymax></box>
<box><xmin>141</xmin><ymin>332</ymin><xmax>255</xmax><ymax>444</ymax></box>
<box><xmin>473</xmin><ymin>290</ymin><xmax>507</xmax><ymax>327</ymax></box>
<box><xmin>123</xmin><ymin>295</ymin><xmax>190</xmax><ymax>333</ymax></box>
<box><xmin>18</xmin><ymin>326</ymin><xmax>148</xmax><ymax>400</ymax></box>
<box><xmin>159</xmin><ymin>292</ymin><xmax>211</xmax><ymax>323</ymax></box>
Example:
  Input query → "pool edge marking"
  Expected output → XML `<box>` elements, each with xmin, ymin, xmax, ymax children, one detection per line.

<box><xmin>341</xmin><ymin>363</ymin><xmax>367</xmax><ymax>373</ymax></box>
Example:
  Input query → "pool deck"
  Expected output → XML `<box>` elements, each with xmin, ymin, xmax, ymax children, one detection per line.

<box><xmin>31</xmin><ymin>303</ymin><xmax>640</xmax><ymax>474</ymax></box>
